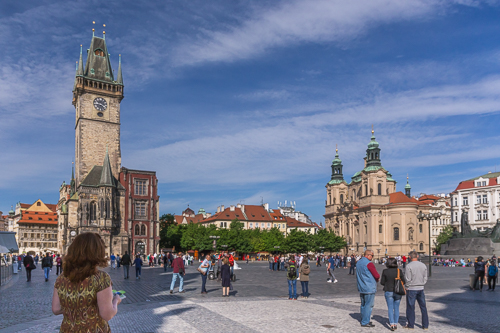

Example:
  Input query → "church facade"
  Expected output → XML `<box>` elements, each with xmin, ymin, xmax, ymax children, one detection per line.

<box><xmin>57</xmin><ymin>30</ymin><xmax>160</xmax><ymax>256</ymax></box>
<box><xmin>324</xmin><ymin>130</ymin><xmax>433</xmax><ymax>257</ymax></box>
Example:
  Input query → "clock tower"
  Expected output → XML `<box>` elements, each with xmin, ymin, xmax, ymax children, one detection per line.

<box><xmin>72</xmin><ymin>33</ymin><xmax>124</xmax><ymax>187</ymax></box>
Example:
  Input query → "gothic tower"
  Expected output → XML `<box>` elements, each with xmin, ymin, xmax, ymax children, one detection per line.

<box><xmin>72</xmin><ymin>30</ymin><xmax>124</xmax><ymax>186</ymax></box>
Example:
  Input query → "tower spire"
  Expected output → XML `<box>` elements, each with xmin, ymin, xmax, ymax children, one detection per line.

<box><xmin>405</xmin><ymin>173</ymin><xmax>411</xmax><ymax>198</ymax></box>
<box><xmin>70</xmin><ymin>161</ymin><xmax>76</xmax><ymax>196</ymax></box>
<box><xmin>77</xmin><ymin>44</ymin><xmax>84</xmax><ymax>75</ymax></box>
<box><xmin>100</xmin><ymin>147</ymin><xmax>115</xmax><ymax>187</ymax></box>
<box><xmin>330</xmin><ymin>144</ymin><xmax>344</xmax><ymax>183</ymax></box>
<box><xmin>117</xmin><ymin>54</ymin><xmax>123</xmax><ymax>85</ymax></box>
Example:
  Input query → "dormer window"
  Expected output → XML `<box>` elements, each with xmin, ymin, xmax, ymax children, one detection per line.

<box><xmin>94</xmin><ymin>49</ymin><xmax>105</xmax><ymax>57</ymax></box>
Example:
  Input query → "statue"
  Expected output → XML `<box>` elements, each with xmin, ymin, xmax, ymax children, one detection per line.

<box><xmin>461</xmin><ymin>210</ymin><xmax>472</xmax><ymax>236</ymax></box>
<box><xmin>408</xmin><ymin>227</ymin><xmax>414</xmax><ymax>241</ymax></box>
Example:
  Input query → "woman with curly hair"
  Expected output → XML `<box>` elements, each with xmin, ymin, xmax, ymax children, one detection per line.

<box><xmin>51</xmin><ymin>233</ymin><xmax>122</xmax><ymax>332</ymax></box>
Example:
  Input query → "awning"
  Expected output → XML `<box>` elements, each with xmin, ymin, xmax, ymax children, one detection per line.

<box><xmin>0</xmin><ymin>232</ymin><xmax>19</xmax><ymax>253</ymax></box>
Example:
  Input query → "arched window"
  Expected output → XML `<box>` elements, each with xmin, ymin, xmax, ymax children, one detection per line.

<box><xmin>90</xmin><ymin>202</ymin><xmax>96</xmax><ymax>221</ymax></box>
<box><xmin>419</xmin><ymin>243</ymin><xmax>424</xmax><ymax>251</ymax></box>
<box><xmin>393</xmin><ymin>227</ymin><xmax>399</xmax><ymax>241</ymax></box>
<box><xmin>353</xmin><ymin>189</ymin><xmax>356</xmax><ymax>199</ymax></box>
<box><xmin>340</xmin><ymin>194</ymin><xmax>344</xmax><ymax>204</ymax></box>
<box><xmin>419</xmin><ymin>224</ymin><xmax>423</xmax><ymax>233</ymax></box>
<box><xmin>379</xmin><ymin>225</ymin><xmax>382</xmax><ymax>233</ymax></box>
<box><xmin>141</xmin><ymin>225</ymin><xmax>146</xmax><ymax>235</ymax></box>
<box><xmin>365</xmin><ymin>185</ymin><xmax>368</xmax><ymax>196</ymax></box>
<box><xmin>364</xmin><ymin>225</ymin><xmax>367</xmax><ymax>234</ymax></box>
<box><xmin>378</xmin><ymin>183</ymin><xmax>382</xmax><ymax>195</ymax></box>
<box><xmin>100</xmin><ymin>199</ymin><xmax>105</xmax><ymax>217</ymax></box>
<box><xmin>375</xmin><ymin>152</ymin><xmax>378</xmax><ymax>159</ymax></box>
<box><xmin>135</xmin><ymin>224</ymin><xmax>140</xmax><ymax>235</ymax></box>
<box><xmin>105</xmin><ymin>198</ymin><xmax>110</xmax><ymax>218</ymax></box>
<box><xmin>94</xmin><ymin>49</ymin><xmax>105</xmax><ymax>57</ymax></box>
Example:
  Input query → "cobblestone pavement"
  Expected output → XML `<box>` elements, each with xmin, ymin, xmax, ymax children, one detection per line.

<box><xmin>1</xmin><ymin>262</ymin><xmax>497</xmax><ymax>332</ymax></box>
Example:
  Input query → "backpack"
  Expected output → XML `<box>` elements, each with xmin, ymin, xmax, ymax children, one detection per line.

<box><xmin>288</xmin><ymin>263</ymin><xmax>297</xmax><ymax>279</ymax></box>
<box><xmin>302</xmin><ymin>265</ymin><xmax>310</xmax><ymax>275</ymax></box>
<box><xmin>488</xmin><ymin>265</ymin><xmax>498</xmax><ymax>276</ymax></box>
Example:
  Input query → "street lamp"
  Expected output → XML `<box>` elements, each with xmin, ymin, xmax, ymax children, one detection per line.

<box><xmin>209</xmin><ymin>236</ymin><xmax>220</xmax><ymax>251</ymax></box>
<box><xmin>418</xmin><ymin>211</ymin><xmax>442</xmax><ymax>277</ymax></box>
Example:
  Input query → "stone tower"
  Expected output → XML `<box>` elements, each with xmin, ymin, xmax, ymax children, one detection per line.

<box><xmin>72</xmin><ymin>33</ymin><xmax>124</xmax><ymax>187</ymax></box>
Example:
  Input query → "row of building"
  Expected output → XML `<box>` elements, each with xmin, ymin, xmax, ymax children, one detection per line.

<box><xmin>174</xmin><ymin>203</ymin><xmax>322</xmax><ymax>235</ymax></box>
<box><xmin>324</xmin><ymin>129</ymin><xmax>500</xmax><ymax>256</ymax></box>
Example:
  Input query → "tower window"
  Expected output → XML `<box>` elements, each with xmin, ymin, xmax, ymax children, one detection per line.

<box><xmin>379</xmin><ymin>225</ymin><xmax>382</xmax><ymax>233</ymax></box>
<box><xmin>378</xmin><ymin>183</ymin><xmax>382</xmax><ymax>195</ymax></box>
<box><xmin>141</xmin><ymin>225</ymin><xmax>146</xmax><ymax>235</ymax></box>
<box><xmin>364</xmin><ymin>225</ymin><xmax>367</xmax><ymax>234</ymax></box>
<box><xmin>365</xmin><ymin>185</ymin><xmax>368</xmax><ymax>196</ymax></box>
<box><xmin>419</xmin><ymin>243</ymin><xmax>424</xmax><ymax>251</ymax></box>
<box><xmin>340</xmin><ymin>194</ymin><xmax>344</xmax><ymax>204</ymax></box>
<box><xmin>90</xmin><ymin>202</ymin><xmax>97</xmax><ymax>221</ymax></box>
<box><xmin>94</xmin><ymin>49</ymin><xmax>105</xmax><ymax>57</ymax></box>
<box><xmin>135</xmin><ymin>224</ymin><xmax>140</xmax><ymax>235</ymax></box>
<box><xmin>135</xmin><ymin>201</ymin><xmax>147</xmax><ymax>218</ymax></box>
<box><xmin>135</xmin><ymin>180</ymin><xmax>147</xmax><ymax>195</ymax></box>
<box><xmin>419</xmin><ymin>224</ymin><xmax>423</xmax><ymax>233</ymax></box>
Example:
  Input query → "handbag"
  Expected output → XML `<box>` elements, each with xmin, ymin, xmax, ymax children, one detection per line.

<box><xmin>197</xmin><ymin>263</ymin><xmax>206</xmax><ymax>275</ymax></box>
<box><xmin>394</xmin><ymin>268</ymin><xmax>406</xmax><ymax>295</ymax></box>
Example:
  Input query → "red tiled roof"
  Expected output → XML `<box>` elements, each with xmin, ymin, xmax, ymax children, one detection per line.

<box><xmin>19</xmin><ymin>210</ymin><xmax>58</xmax><ymax>225</ymax></box>
<box><xmin>387</xmin><ymin>192</ymin><xmax>421</xmax><ymax>206</ymax></box>
<box><xmin>46</xmin><ymin>204</ymin><xmax>57</xmax><ymax>212</ymax></box>
<box><xmin>419</xmin><ymin>195</ymin><xmax>440</xmax><ymax>201</ymax></box>
<box><xmin>244</xmin><ymin>205</ymin><xmax>272</xmax><ymax>221</ymax></box>
<box><xmin>20</xmin><ymin>203</ymin><xmax>30</xmax><ymax>209</ymax></box>
<box><xmin>203</xmin><ymin>207</ymin><xmax>246</xmax><ymax>223</ymax></box>
<box><xmin>174</xmin><ymin>215</ymin><xmax>184</xmax><ymax>225</ymax></box>
<box><xmin>285</xmin><ymin>216</ymin><xmax>315</xmax><ymax>228</ymax></box>
<box><xmin>186</xmin><ymin>214</ymin><xmax>205</xmax><ymax>224</ymax></box>
<box><xmin>269</xmin><ymin>209</ymin><xmax>286</xmax><ymax>221</ymax></box>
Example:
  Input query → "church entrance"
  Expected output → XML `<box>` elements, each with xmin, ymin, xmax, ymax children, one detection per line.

<box><xmin>135</xmin><ymin>241</ymin><xmax>145</xmax><ymax>255</ymax></box>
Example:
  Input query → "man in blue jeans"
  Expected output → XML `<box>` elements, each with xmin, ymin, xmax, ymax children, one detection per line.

<box><xmin>356</xmin><ymin>250</ymin><xmax>380</xmax><ymax>328</ymax></box>
<box><xmin>404</xmin><ymin>251</ymin><xmax>429</xmax><ymax>329</ymax></box>
<box><xmin>170</xmin><ymin>252</ymin><xmax>185</xmax><ymax>294</ymax></box>
<box><xmin>200</xmin><ymin>255</ymin><xmax>210</xmax><ymax>294</ymax></box>
<box><xmin>285</xmin><ymin>256</ymin><xmax>298</xmax><ymax>300</ymax></box>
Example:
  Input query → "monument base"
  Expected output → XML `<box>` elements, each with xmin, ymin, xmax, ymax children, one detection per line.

<box><xmin>443</xmin><ymin>238</ymin><xmax>500</xmax><ymax>256</ymax></box>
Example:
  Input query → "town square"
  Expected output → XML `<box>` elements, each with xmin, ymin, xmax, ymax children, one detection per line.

<box><xmin>1</xmin><ymin>1</ymin><xmax>500</xmax><ymax>332</ymax></box>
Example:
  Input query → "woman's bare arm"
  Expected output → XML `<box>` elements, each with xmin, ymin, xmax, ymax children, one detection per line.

<box><xmin>97</xmin><ymin>285</ymin><xmax>121</xmax><ymax>321</ymax></box>
<box><xmin>52</xmin><ymin>288</ymin><xmax>63</xmax><ymax>315</ymax></box>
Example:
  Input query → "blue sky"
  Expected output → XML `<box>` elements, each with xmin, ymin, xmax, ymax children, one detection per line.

<box><xmin>1</xmin><ymin>0</ymin><xmax>500</xmax><ymax>225</ymax></box>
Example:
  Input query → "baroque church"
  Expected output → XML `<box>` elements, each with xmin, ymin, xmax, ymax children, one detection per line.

<box><xmin>57</xmin><ymin>29</ymin><xmax>160</xmax><ymax>256</ymax></box>
<box><xmin>324</xmin><ymin>129</ymin><xmax>432</xmax><ymax>257</ymax></box>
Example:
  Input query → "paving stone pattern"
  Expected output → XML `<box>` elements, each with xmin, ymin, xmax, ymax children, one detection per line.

<box><xmin>1</xmin><ymin>262</ymin><xmax>498</xmax><ymax>332</ymax></box>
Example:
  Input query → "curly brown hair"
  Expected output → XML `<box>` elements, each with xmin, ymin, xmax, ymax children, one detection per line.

<box><xmin>62</xmin><ymin>232</ymin><xmax>108</xmax><ymax>283</ymax></box>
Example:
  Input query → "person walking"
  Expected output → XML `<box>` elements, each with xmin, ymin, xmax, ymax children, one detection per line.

<box><xmin>285</xmin><ymin>255</ymin><xmax>298</xmax><ymax>300</ymax></box>
<box><xmin>116</xmin><ymin>254</ymin><xmax>121</xmax><ymax>268</ymax></box>
<box><xmin>221</xmin><ymin>257</ymin><xmax>231</xmax><ymax>297</ymax></box>
<box><xmin>42</xmin><ymin>252</ymin><xmax>54</xmax><ymax>282</ymax></box>
<box><xmin>55</xmin><ymin>254</ymin><xmax>63</xmax><ymax>276</ymax></box>
<box><xmin>380</xmin><ymin>258</ymin><xmax>405</xmax><ymax>331</ymax></box>
<box><xmin>170</xmin><ymin>252</ymin><xmax>185</xmax><ymax>294</ymax></box>
<box><xmin>163</xmin><ymin>252</ymin><xmax>168</xmax><ymax>272</ymax></box>
<box><xmin>269</xmin><ymin>255</ymin><xmax>274</xmax><ymax>271</ymax></box>
<box><xmin>299</xmin><ymin>258</ymin><xmax>311</xmax><ymax>298</ymax></box>
<box><xmin>246</xmin><ymin>254</ymin><xmax>249</xmax><ymax>264</ymax></box>
<box><xmin>349</xmin><ymin>254</ymin><xmax>356</xmax><ymax>275</ymax></box>
<box><xmin>402</xmin><ymin>255</ymin><xmax>407</xmax><ymax>269</ymax></box>
<box><xmin>356</xmin><ymin>249</ymin><xmax>380</xmax><ymax>328</ymax></box>
<box><xmin>487</xmin><ymin>259</ymin><xmax>498</xmax><ymax>291</ymax></box>
<box><xmin>472</xmin><ymin>256</ymin><xmax>486</xmax><ymax>291</ymax></box>
<box><xmin>110</xmin><ymin>253</ymin><xmax>116</xmax><ymax>269</ymax></box>
<box><xmin>404</xmin><ymin>251</ymin><xmax>429</xmax><ymax>330</ymax></box>
<box><xmin>23</xmin><ymin>254</ymin><xmax>35</xmax><ymax>282</ymax></box>
<box><xmin>199</xmin><ymin>254</ymin><xmax>210</xmax><ymax>294</ymax></box>
<box><xmin>121</xmin><ymin>251</ymin><xmax>132</xmax><ymax>279</ymax></box>
<box><xmin>51</xmin><ymin>233</ymin><xmax>121</xmax><ymax>332</ymax></box>
<box><xmin>34</xmin><ymin>254</ymin><xmax>39</xmax><ymax>265</ymax></box>
<box><xmin>327</xmin><ymin>256</ymin><xmax>338</xmax><ymax>283</ymax></box>
<box><xmin>133</xmin><ymin>254</ymin><xmax>143</xmax><ymax>279</ymax></box>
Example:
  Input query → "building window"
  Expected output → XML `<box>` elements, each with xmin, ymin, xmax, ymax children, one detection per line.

<box><xmin>37</xmin><ymin>202</ymin><xmax>41</xmax><ymax>206</ymax></box>
<box><xmin>94</xmin><ymin>49</ymin><xmax>105</xmax><ymax>57</ymax></box>
<box><xmin>477</xmin><ymin>211</ymin><xmax>482</xmax><ymax>221</ymax></box>
<box><xmin>135</xmin><ymin>202</ymin><xmax>147</xmax><ymax>218</ymax></box>
<box><xmin>463</xmin><ymin>197</ymin><xmax>468</xmax><ymax>205</ymax></box>
<box><xmin>393</xmin><ymin>227</ymin><xmax>399</xmax><ymax>241</ymax></box>
<box><xmin>220</xmin><ymin>222</ymin><xmax>224</xmax><ymax>228</ymax></box>
<box><xmin>476</xmin><ymin>195</ymin><xmax>481</xmax><ymax>204</ymax></box>
<box><xmin>365</xmin><ymin>185</ymin><xmax>368</xmax><ymax>196</ymax></box>
<box><xmin>419</xmin><ymin>224</ymin><xmax>423</xmax><ymax>233</ymax></box>
<box><xmin>141</xmin><ymin>225</ymin><xmax>146</xmax><ymax>235</ymax></box>
<box><xmin>249</xmin><ymin>223</ymin><xmax>253</xmax><ymax>228</ymax></box>
<box><xmin>267</xmin><ymin>223</ymin><xmax>271</xmax><ymax>228</ymax></box>
<box><xmin>453</xmin><ymin>197</ymin><xmax>457</xmax><ymax>206</ymax></box>
<box><xmin>90</xmin><ymin>202</ymin><xmax>97</xmax><ymax>221</ymax></box>
<box><xmin>379</xmin><ymin>225</ymin><xmax>382</xmax><ymax>233</ymax></box>
<box><xmin>364</xmin><ymin>225</ymin><xmax>367</xmax><ymax>234</ymax></box>
<box><xmin>105</xmin><ymin>198</ymin><xmax>110</xmax><ymax>218</ymax></box>
<box><xmin>135</xmin><ymin>180</ymin><xmax>147</xmax><ymax>195</ymax></box>
<box><xmin>378</xmin><ymin>183</ymin><xmax>382</xmax><ymax>195</ymax></box>
<box><xmin>353</xmin><ymin>189</ymin><xmax>356</xmax><ymax>199</ymax></box>
<box><xmin>340</xmin><ymin>194</ymin><xmax>344</xmax><ymax>204</ymax></box>
<box><xmin>135</xmin><ymin>225</ymin><xmax>140</xmax><ymax>235</ymax></box>
<box><xmin>483</xmin><ymin>210</ymin><xmax>488</xmax><ymax>220</ymax></box>
<box><xmin>482</xmin><ymin>195</ymin><xmax>488</xmax><ymax>204</ymax></box>
<box><xmin>419</xmin><ymin>243</ymin><xmax>424</xmax><ymax>251</ymax></box>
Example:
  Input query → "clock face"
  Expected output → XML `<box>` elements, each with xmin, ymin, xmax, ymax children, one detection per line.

<box><xmin>93</xmin><ymin>97</ymin><xmax>107</xmax><ymax>111</ymax></box>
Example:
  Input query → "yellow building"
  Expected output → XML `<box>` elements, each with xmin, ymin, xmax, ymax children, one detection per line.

<box><xmin>324</xmin><ymin>130</ymin><xmax>432</xmax><ymax>257</ymax></box>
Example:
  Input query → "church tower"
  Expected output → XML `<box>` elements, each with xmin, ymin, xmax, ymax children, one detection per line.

<box><xmin>72</xmin><ymin>27</ymin><xmax>124</xmax><ymax>187</ymax></box>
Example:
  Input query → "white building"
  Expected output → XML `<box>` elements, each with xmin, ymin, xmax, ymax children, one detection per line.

<box><xmin>450</xmin><ymin>172</ymin><xmax>500</xmax><ymax>232</ymax></box>
<box><xmin>278</xmin><ymin>201</ymin><xmax>313</xmax><ymax>224</ymax></box>
<box><xmin>417</xmin><ymin>195</ymin><xmax>452</xmax><ymax>249</ymax></box>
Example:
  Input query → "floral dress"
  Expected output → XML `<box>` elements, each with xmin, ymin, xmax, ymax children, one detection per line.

<box><xmin>54</xmin><ymin>270</ymin><xmax>111</xmax><ymax>333</ymax></box>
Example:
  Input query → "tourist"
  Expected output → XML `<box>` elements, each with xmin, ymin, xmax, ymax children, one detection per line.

<box><xmin>229</xmin><ymin>253</ymin><xmax>235</xmax><ymax>276</ymax></box>
<box><xmin>55</xmin><ymin>254</ymin><xmax>63</xmax><ymax>276</ymax></box>
<box><xmin>51</xmin><ymin>232</ymin><xmax>121</xmax><ymax>331</ymax></box>
<box><xmin>280</xmin><ymin>255</ymin><xmax>285</xmax><ymax>270</ymax></box>
<box><xmin>163</xmin><ymin>252</ymin><xmax>168</xmax><ymax>272</ymax></box>
<box><xmin>23</xmin><ymin>253</ymin><xmax>35</xmax><ymax>282</ymax></box>
<box><xmin>42</xmin><ymin>252</ymin><xmax>54</xmax><ymax>282</ymax></box>
<box><xmin>149</xmin><ymin>254</ymin><xmax>154</xmax><ymax>267</ymax></box>
<box><xmin>299</xmin><ymin>257</ymin><xmax>310</xmax><ymax>298</ymax></box>
<box><xmin>317</xmin><ymin>255</ymin><xmax>321</xmax><ymax>267</ymax></box>
<box><xmin>356</xmin><ymin>249</ymin><xmax>380</xmax><ymax>328</ymax></box>
<box><xmin>343</xmin><ymin>255</ymin><xmax>348</xmax><ymax>269</ymax></box>
<box><xmin>116</xmin><ymin>254</ymin><xmax>121</xmax><ymax>268</ymax></box>
<box><xmin>199</xmin><ymin>254</ymin><xmax>210</xmax><ymax>294</ymax></box>
<box><xmin>133</xmin><ymin>254</ymin><xmax>143</xmax><ymax>279</ymax></box>
<box><xmin>170</xmin><ymin>252</ymin><xmax>185</xmax><ymax>294</ymax></box>
<box><xmin>402</xmin><ymin>255</ymin><xmax>407</xmax><ymax>269</ymax></box>
<box><xmin>246</xmin><ymin>254</ymin><xmax>249</xmax><ymax>264</ymax></box>
<box><xmin>327</xmin><ymin>255</ymin><xmax>338</xmax><ymax>283</ymax></box>
<box><xmin>121</xmin><ymin>251</ymin><xmax>131</xmax><ymax>279</ymax></box>
<box><xmin>285</xmin><ymin>255</ymin><xmax>298</xmax><ymax>300</ymax></box>
<box><xmin>34</xmin><ymin>253</ymin><xmax>39</xmax><ymax>265</ymax></box>
<box><xmin>472</xmin><ymin>256</ymin><xmax>486</xmax><ymax>291</ymax></box>
<box><xmin>221</xmin><ymin>257</ymin><xmax>231</xmax><ymax>297</ymax></box>
<box><xmin>380</xmin><ymin>258</ymin><xmax>404</xmax><ymax>331</ymax></box>
<box><xmin>269</xmin><ymin>255</ymin><xmax>274</xmax><ymax>271</ymax></box>
<box><xmin>404</xmin><ymin>251</ymin><xmax>429</xmax><ymax>330</ymax></box>
<box><xmin>349</xmin><ymin>254</ymin><xmax>356</xmax><ymax>275</ymax></box>
<box><xmin>110</xmin><ymin>253</ymin><xmax>116</xmax><ymax>269</ymax></box>
<box><xmin>487</xmin><ymin>259</ymin><xmax>498</xmax><ymax>291</ymax></box>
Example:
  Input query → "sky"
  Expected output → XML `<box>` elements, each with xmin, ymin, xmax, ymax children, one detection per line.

<box><xmin>1</xmin><ymin>0</ymin><xmax>500</xmax><ymax>225</ymax></box>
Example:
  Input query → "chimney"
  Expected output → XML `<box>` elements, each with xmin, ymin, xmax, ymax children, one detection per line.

<box><xmin>221</xmin><ymin>205</ymin><xmax>225</xmax><ymax>211</ymax></box>
<box><xmin>207</xmin><ymin>213</ymin><xmax>212</xmax><ymax>218</ymax></box>
<box><xmin>264</xmin><ymin>203</ymin><xmax>269</xmax><ymax>211</ymax></box>
<box><xmin>217</xmin><ymin>206</ymin><xmax>220</xmax><ymax>213</ymax></box>
<box><xmin>241</xmin><ymin>205</ymin><xmax>245</xmax><ymax>214</ymax></box>
<box><xmin>230</xmin><ymin>205</ymin><xmax>235</xmax><ymax>211</ymax></box>
<box><xmin>237</xmin><ymin>203</ymin><xmax>241</xmax><ymax>208</ymax></box>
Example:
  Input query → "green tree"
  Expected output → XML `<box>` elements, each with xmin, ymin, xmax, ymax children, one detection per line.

<box><xmin>283</xmin><ymin>229</ymin><xmax>312</xmax><ymax>253</ymax></box>
<box><xmin>435</xmin><ymin>225</ymin><xmax>454</xmax><ymax>252</ymax></box>
<box><xmin>313</xmin><ymin>229</ymin><xmax>347</xmax><ymax>253</ymax></box>
<box><xmin>159</xmin><ymin>213</ymin><xmax>177</xmax><ymax>249</ymax></box>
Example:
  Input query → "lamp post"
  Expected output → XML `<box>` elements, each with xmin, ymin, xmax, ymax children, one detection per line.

<box><xmin>209</xmin><ymin>235</ymin><xmax>220</xmax><ymax>251</ymax></box>
<box><xmin>319</xmin><ymin>246</ymin><xmax>325</xmax><ymax>254</ymax></box>
<box><xmin>418</xmin><ymin>211</ymin><xmax>442</xmax><ymax>277</ymax></box>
